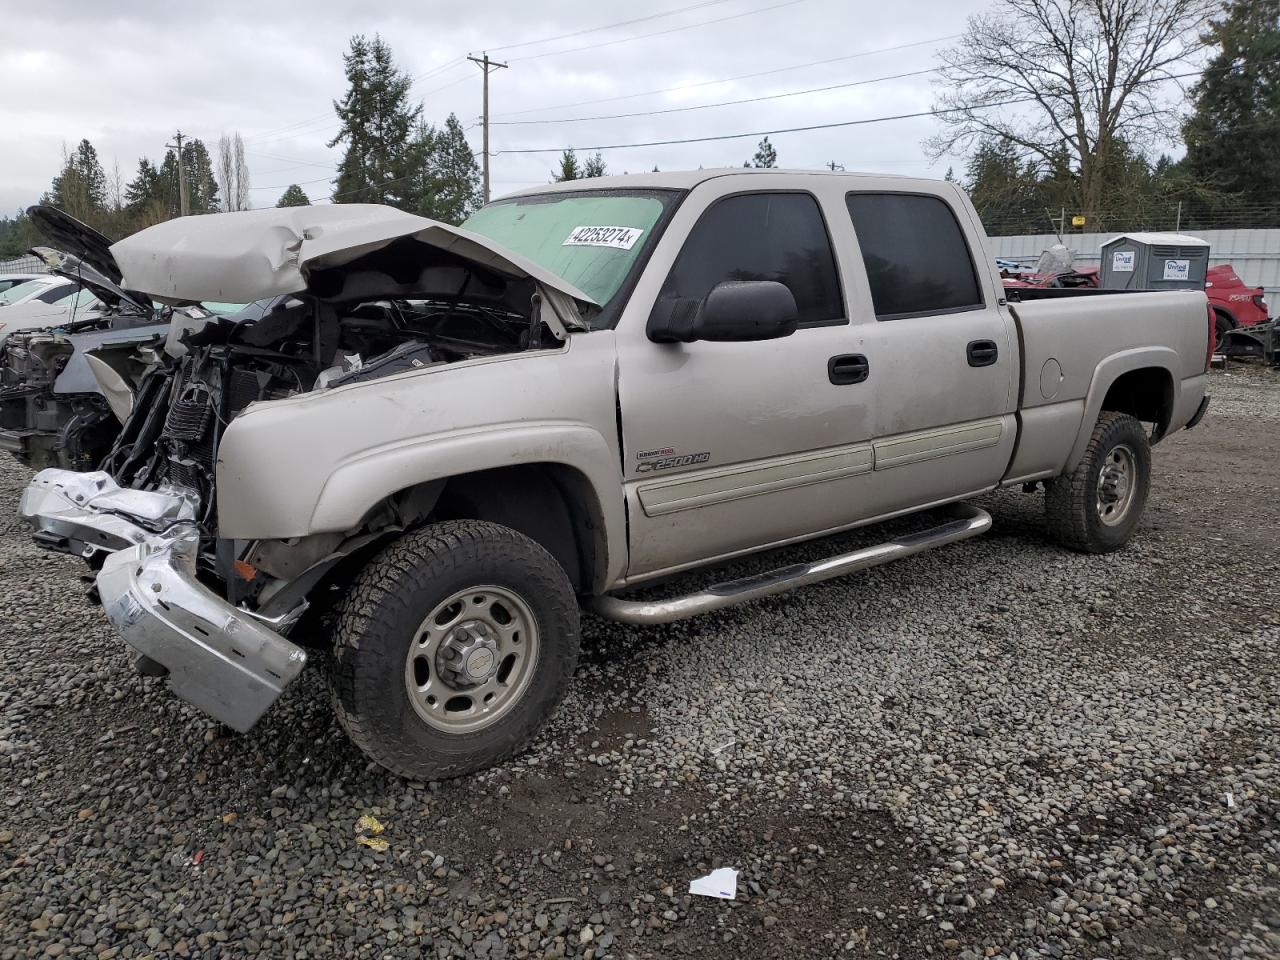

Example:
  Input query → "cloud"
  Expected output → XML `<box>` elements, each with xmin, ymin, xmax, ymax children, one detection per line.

<box><xmin>0</xmin><ymin>0</ymin><xmax>974</xmax><ymax>214</ymax></box>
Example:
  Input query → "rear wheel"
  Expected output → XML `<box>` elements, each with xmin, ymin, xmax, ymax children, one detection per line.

<box><xmin>1045</xmin><ymin>412</ymin><xmax>1151</xmax><ymax>554</ymax></box>
<box><xmin>1214</xmin><ymin>310</ymin><xmax>1235</xmax><ymax>349</ymax></box>
<box><xmin>330</xmin><ymin>520</ymin><xmax>580</xmax><ymax>779</ymax></box>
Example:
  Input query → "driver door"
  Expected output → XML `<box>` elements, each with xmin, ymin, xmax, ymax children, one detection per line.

<box><xmin>614</xmin><ymin>183</ymin><xmax>876</xmax><ymax>580</ymax></box>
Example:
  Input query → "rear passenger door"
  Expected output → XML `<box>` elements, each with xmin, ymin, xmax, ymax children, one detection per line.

<box><xmin>843</xmin><ymin>190</ymin><xmax>1018</xmax><ymax>513</ymax></box>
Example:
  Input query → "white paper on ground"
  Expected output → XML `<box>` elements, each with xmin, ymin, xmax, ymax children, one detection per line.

<box><xmin>689</xmin><ymin>867</ymin><xmax>739</xmax><ymax>900</ymax></box>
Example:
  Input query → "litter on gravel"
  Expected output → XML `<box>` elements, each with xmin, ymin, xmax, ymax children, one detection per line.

<box><xmin>689</xmin><ymin>867</ymin><xmax>739</xmax><ymax>900</ymax></box>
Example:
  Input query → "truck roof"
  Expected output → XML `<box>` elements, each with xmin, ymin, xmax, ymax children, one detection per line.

<box><xmin>500</xmin><ymin>168</ymin><xmax>946</xmax><ymax>198</ymax></box>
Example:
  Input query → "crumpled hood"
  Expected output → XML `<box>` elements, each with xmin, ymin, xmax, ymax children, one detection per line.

<box><xmin>108</xmin><ymin>204</ymin><xmax>598</xmax><ymax>328</ymax></box>
<box><xmin>28</xmin><ymin>247</ymin><xmax>151</xmax><ymax>314</ymax></box>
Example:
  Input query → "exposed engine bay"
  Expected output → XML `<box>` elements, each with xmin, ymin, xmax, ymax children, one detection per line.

<box><xmin>100</xmin><ymin>252</ymin><xmax>561</xmax><ymax>539</ymax></box>
<box><xmin>0</xmin><ymin>308</ymin><xmax>169</xmax><ymax>469</ymax></box>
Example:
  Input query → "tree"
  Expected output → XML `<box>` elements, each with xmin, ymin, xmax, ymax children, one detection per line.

<box><xmin>156</xmin><ymin>139</ymin><xmax>219</xmax><ymax>215</ymax></box>
<box><xmin>123</xmin><ymin>157</ymin><xmax>171</xmax><ymax>229</ymax></box>
<box><xmin>125</xmin><ymin>158</ymin><xmax>161</xmax><ymax>210</ymax></box>
<box><xmin>42</xmin><ymin>139</ymin><xmax>109</xmax><ymax>225</ymax></box>
<box><xmin>276</xmin><ymin>184</ymin><xmax>311</xmax><ymax>207</ymax></box>
<box><xmin>553</xmin><ymin>148</ymin><xmax>582</xmax><ymax>182</ymax></box>
<box><xmin>582</xmin><ymin>152</ymin><xmax>607</xmax><ymax>178</ymax></box>
<box><xmin>406</xmin><ymin>113</ymin><xmax>482</xmax><ymax>224</ymax></box>
<box><xmin>1181</xmin><ymin>0</ymin><xmax>1280</xmax><ymax>224</ymax></box>
<box><xmin>746</xmin><ymin>137</ymin><xmax>777</xmax><ymax>168</ymax></box>
<box><xmin>217</xmin><ymin>132</ymin><xmax>251</xmax><ymax>212</ymax></box>
<box><xmin>329</xmin><ymin>34</ymin><xmax>422</xmax><ymax>206</ymax></box>
<box><xmin>965</xmin><ymin>137</ymin><xmax>1044</xmax><ymax>233</ymax></box>
<box><xmin>184</xmin><ymin>139</ymin><xmax>221</xmax><ymax>214</ymax></box>
<box><xmin>927</xmin><ymin>0</ymin><xmax>1218</xmax><ymax>219</ymax></box>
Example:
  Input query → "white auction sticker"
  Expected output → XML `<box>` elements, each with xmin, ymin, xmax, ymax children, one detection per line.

<box><xmin>563</xmin><ymin>225</ymin><xmax>644</xmax><ymax>250</ymax></box>
<box><xmin>1163</xmin><ymin>258</ymin><xmax>1190</xmax><ymax>281</ymax></box>
<box><xmin>1112</xmin><ymin>251</ymin><xmax>1135</xmax><ymax>272</ymax></box>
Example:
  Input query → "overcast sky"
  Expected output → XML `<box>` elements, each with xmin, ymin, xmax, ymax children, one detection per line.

<box><xmin>2</xmin><ymin>0</ymin><xmax>995</xmax><ymax>214</ymax></box>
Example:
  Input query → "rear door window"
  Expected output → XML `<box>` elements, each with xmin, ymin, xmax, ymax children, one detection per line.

<box><xmin>845</xmin><ymin>193</ymin><xmax>983</xmax><ymax>320</ymax></box>
<box><xmin>660</xmin><ymin>192</ymin><xmax>844</xmax><ymax>327</ymax></box>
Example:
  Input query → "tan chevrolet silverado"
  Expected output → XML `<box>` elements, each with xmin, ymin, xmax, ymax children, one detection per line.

<box><xmin>20</xmin><ymin>170</ymin><xmax>1212</xmax><ymax>779</ymax></box>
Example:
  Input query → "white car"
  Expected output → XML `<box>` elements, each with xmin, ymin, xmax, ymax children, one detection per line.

<box><xmin>0</xmin><ymin>273</ymin><xmax>45</xmax><ymax>294</ymax></box>
<box><xmin>0</xmin><ymin>283</ymin><xmax>100</xmax><ymax>345</ymax></box>
<box><xmin>0</xmin><ymin>275</ymin><xmax>78</xmax><ymax>308</ymax></box>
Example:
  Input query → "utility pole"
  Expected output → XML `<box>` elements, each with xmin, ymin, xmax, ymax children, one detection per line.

<box><xmin>166</xmin><ymin>130</ymin><xmax>189</xmax><ymax>216</ymax></box>
<box><xmin>468</xmin><ymin>53</ymin><xmax>508</xmax><ymax>203</ymax></box>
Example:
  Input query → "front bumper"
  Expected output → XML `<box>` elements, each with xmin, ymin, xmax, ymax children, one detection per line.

<box><xmin>21</xmin><ymin>469</ymin><xmax>307</xmax><ymax>732</ymax></box>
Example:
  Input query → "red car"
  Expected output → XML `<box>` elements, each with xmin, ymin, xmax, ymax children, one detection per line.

<box><xmin>1205</xmin><ymin>264</ymin><xmax>1269</xmax><ymax>343</ymax></box>
<box><xmin>1002</xmin><ymin>261</ymin><xmax>1269</xmax><ymax>346</ymax></box>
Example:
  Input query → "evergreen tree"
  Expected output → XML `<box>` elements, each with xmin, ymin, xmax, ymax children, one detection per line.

<box><xmin>553</xmin><ymin>148</ymin><xmax>582</xmax><ymax>182</ymax></box>
<box><xmin>329</xmin><ymin>34</ymin><xmax>422</xmax><ymax>206</ymax></box>
<box><xmin>582</xmin><ymin>152</ymin><xmax>607</xmax><ymax>178</ymax></box>
<box><xmin>123</xmin><ymin>157</ymin><xmax>170</xmax><ymax>230</ymax></box>
<box><xmin>150</xmin><ymin>139</ymin><xmax>220</xmax><ymax>217</ymax></box>
<box><xmin>276</xmin><ymin>184</ymin><xmax>311</xmax><ymax>207</ymax></box>
<box><xmin>406</xmin><ymin>113</ymin><xmax>482</xmax><ymax>224</ymax></box>
<box><xmin>42</xmin><ymin>139</ymin><xmax>109</xmax><ymax>225</ymax></box>
<box><xmin>965</xmin><ymin>137</ymin><xmax>1043</xmax><ymax>234</ymax></box>
<box><xmin>188</xmin><ymin>140</ymin><xmax>221</xmax><ymax>213</ymax></box>
<box><xmin>746</xmin><ymin>137</ymin><xmax>777</xmax><ymax>168</ymax></box>
<box><xmin>1182</xmin><ymin>0</ymin><xmax>1280</xmax><ymax>225</ymax></box>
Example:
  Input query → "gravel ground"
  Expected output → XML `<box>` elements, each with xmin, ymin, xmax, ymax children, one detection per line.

<box><xmin>1</xmin><ymin>365</ymin><xmax>1278</xmax><ymax>960</ymax></box>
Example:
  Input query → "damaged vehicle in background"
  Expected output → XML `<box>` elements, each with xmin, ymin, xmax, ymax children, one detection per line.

<box><xmin>19</xmin><ymin>175</ymin><xmax>1212</xmax><ymax>781</ymax></box>
<box><xmin>0</xmin><ymin>206</ymin><xmax>240</xmax><ymax>469</ymax></box>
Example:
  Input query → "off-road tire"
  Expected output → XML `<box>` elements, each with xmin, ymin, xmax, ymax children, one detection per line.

<box><xmin>330</xmin><ymin>520</ymin><xmax>580</xmax><ymax>779</ymax></box>
<box><xmin>1045</xmin><ymin>411</ymin><xmax>1151</xmax><ymax>554</ymax></box>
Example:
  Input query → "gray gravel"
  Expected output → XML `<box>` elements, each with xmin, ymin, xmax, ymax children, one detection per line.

<box><xmin>1</xmin><ymin>366</ymin><xmax>1278</xmax><ymax>960</ymax></box>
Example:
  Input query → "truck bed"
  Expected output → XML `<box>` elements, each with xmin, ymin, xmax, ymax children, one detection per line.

<box><xmin>1002</xmin><ymin>288</ymin><xmax>1211</xmax><ymax>485</ymax></box>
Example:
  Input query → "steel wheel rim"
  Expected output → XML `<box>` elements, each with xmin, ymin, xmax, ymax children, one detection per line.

<box><xmin>1096</xmin><ymin>442</ymin><xmax>1138</xmax><ymax>527</ymax></box>
<box><xmin>405</xmin><ymin>585</ymin><xmax>540</xmax><ymax>733</ymax></box>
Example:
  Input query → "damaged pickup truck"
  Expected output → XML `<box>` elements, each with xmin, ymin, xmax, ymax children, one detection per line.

<box><xmin>21</xmin><ymin>172</ymin><xmax>1213</xmax><ymax>779</ymax></box>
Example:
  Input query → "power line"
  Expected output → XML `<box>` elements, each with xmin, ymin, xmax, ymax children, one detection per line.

<box><xmin>495</xmin><ymin>100</ymin><xmax>1035</xmax><ymax>155</ymax></box>
<box><xmin>249</xmin><ymin>174</ymin><xmax>338</xmax><ymax>191</ymax></box>
<box><xmin>508</xmin><ymin>0</ymin><xmax>813</xmax><ymax>63</ymax></box>
<box><xmin>492</xmin><ymin>67</ymin><xmax>937</xmax><ymax>125</ymax></box>
<box><xmin>243</xmin><ymin>58</ymin><xmax>469</xmax><ymax>146</ymax></box>
<box><xmin>491</xmin><ymin>34</ymin><xmax>961</xmax><ymax>118</ymax></box>
<box><xmin>490</xmin><ymin>65</ymin><xmax>1228</xmax><ymax>156</ymax></box>
<box><xmin>480</xmin><ymin>0</ymin><xmax>736</xmax><ymax>54</ymax></box>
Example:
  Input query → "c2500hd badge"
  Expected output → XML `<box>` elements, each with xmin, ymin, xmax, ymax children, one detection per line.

<box><xmin>635</xmin><ymin>448</ymin><xmax>711</xmax><ymax>473</ymax></box>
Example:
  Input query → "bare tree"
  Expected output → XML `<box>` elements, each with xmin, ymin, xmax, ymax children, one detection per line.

<box><xmin>216</xmin><ymin>132</ymin><xmax>251</xmax><ymax>212</ymax></box>
<box><xmin>926</xmin><ymin>0</ymin><xmax>1217</xmax><ymax>217</ymax></box>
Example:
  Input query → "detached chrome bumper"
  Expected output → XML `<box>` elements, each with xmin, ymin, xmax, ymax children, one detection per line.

<box><xmin>21</xmin><ymin>468</ymin><xmax>307</xmax><ymax>732</ymax></box>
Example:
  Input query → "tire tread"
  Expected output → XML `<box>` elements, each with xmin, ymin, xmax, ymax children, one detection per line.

<box><xmin>329</xmin><ymin>520</ymin><xmax>579</xmax><ymax>779</ymax></box>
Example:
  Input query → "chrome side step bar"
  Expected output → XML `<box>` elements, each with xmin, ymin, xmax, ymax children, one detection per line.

<box><xmin>589</xmin><ymin>503</ymin><xmax>992</xmax><ymax>625</ymax></box>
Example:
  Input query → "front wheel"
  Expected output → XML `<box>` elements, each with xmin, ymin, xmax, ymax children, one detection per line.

<box><xmin>1044</xmin><ymin>412</ymin><xmax>1151</xmax><ymax>554</ymax></box>
<box><xmin>330</xmin><ymin>520</ymin><xmax>580</xmax><ymax>779</ymax></box>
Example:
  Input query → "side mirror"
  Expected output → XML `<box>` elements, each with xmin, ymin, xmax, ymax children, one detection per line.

<box><xmin>647</xmin><ymin>280</ymin><xmax>799</xmax><ymax>343</ymax></box>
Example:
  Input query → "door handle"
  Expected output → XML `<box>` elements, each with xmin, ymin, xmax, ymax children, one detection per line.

<box><xmin>828</xmin><ymin>354</ymin><xmax>869</xmax><ymax>385</ymax></box>
<box><xmin>967</xmin><ymin>340</ymin><xmax>999</xmax><ymax>367</ymax></box>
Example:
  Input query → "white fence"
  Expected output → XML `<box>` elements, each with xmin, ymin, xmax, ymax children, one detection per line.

<box><xmin>0</xmin><ymin>254</ymin><xmax>47</xmax><ymax>275</ymax></box>
<box><xmin>989</xmin><ymin>229</ymin><xmax>1280</xmax><ymax>306</ymax></box>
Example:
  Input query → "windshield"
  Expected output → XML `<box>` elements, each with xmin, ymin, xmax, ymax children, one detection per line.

<box><xmin>201</xmin><ymin>302</ymin><xmax>251</xmax><ymax>315</ymax></box>
<box><xmin>55</xmin><ymin>287</ymin><xmax>99</xmax><ymax>309</ymax></box>
<box><xmin>463</xmin><ymin>189</ymin><xmax>678</xmax><ymax>317</ymax></box>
